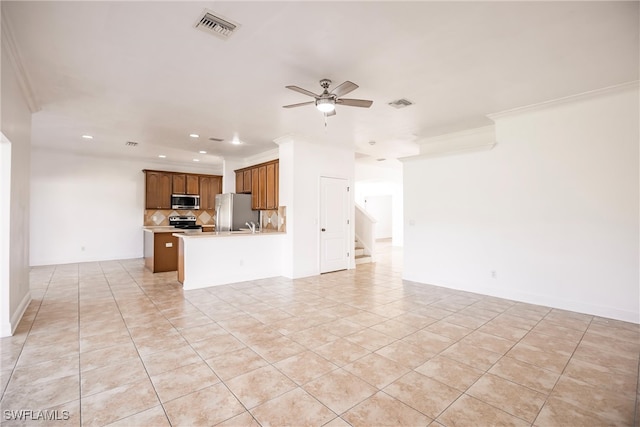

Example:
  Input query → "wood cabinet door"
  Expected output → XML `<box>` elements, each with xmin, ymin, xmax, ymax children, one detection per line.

<box><xmin>266</xmin><ymin>162</ymin><xmax>277</xmax><ymax>209</ymax></box>
<box><xmin>172</xmin><ymin>174</ymin><xmax>186</xmax><ymax>194</ymax></box>
<box><xmin>199</xmin><ymin>175</ymin><xmax>222</xmax><ymax>210</ymax></box>
<box><xmin>251</xmin><ymin>168</ymin><xmax>259</xmax><ymax>209</ymax></box>
<box><xmin>258</xmin><ymin>165</ymin><xmax>267</xmax><ymax>210</ymax></box>
<box><xmin>146</xmin><ymin>171</ymin><xmax>172</xmax><ymax>209</ymax></box>
<box><xmin>243</xmin><ymin>170</ymin><xmax>252</xmax><ymax>193</ymax></box>
<box><xmin>235</xmin><ymin>171</ymin><xmax>244</xmax><ymax>194</ymax></box>
<box><xmin>186</xmin><ymin>175</ymin><xmax>199</xmax><ymax>195</ymax></box>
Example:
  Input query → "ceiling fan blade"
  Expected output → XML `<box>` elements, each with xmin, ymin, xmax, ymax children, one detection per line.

<box><xmin>336</xmin><ymin>98</ymin><xmax>373</xmax><ymax>108</ymax></box>
<box><xmin>330</xmin><ymin>81</ymin><xmax>358</xmax><ymax>97</ymax></box>
<box><xmin>324</xmin><ymin>110</ymin><xmax>336</xmax><ymax>117</ymax></box>
<box><xmin>282</xmin><ymin>101</ymin><xmax>315</xmax><ymax>109</ymax></box>
<box><xmin>285</xmin><ymin>85</ymin><xmax>319</xmax><ymax>98</ymax></box>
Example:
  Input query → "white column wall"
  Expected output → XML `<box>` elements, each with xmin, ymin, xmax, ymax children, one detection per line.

<box><xmin>402</xmin><ymin>87</ymin><xmax>639</xmax><ymax>323</ymax></box>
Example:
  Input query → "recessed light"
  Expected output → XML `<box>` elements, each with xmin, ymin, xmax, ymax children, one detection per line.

<box><xmin>82</xmin><ymin>135</ymin><xmax>93</xmax><ymax>140</ymax></box>
<box><xmin>199</xmin><ymin>150</ymin><xmax>207</xmax><ymax>154</ymax></box>
<box><xmin>158</xmin><ymin>155</ymin><xmax>166</xmax><ymax>158</ymax></box>
<box><xmin>193</xmin><ymin>159</ymin><xmax>200</xmax><ymax>162</ymax></box>
<box><xmin>189</xmin><ymin>134</ymin><xmax>199</xmax><ymax>138</ymax></box>
<box><xmin>231</xmin><ymin>137</ymin><xmax>241</xmax><ymax>145</ymax></box>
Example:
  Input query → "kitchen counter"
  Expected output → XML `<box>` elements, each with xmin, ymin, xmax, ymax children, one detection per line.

<box><xmin>173</xmin><ymin>230</ymin><xmax>286</xmax><ymax>289</ymax></box>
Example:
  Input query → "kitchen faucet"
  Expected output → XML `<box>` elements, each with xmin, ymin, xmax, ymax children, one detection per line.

<box><xmin>245</xmin><ymin>221</ymin><xmax>257</xmax><ymax>233</ymax></box>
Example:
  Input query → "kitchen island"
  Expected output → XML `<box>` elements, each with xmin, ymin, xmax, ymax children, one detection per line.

<box><xmin>174</xmin><ymin>230</ymin><xmax>286</xmax><ymax>290</ymax></box>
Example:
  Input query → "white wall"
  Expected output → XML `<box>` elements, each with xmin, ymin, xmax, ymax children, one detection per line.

<box><xmin>278</xmin><ymin>138</ymin><xmax>355</xmax><ymax>278</ymax></box>
<box><xmin>30</xmin><ymin>149</ymin><xmax>222</xmax><ymax>266</ymax></box>
<box><xmin>403</xmin><ymin>86</ymin><xmax>639</xmax><ymax>323</ymax></box>
<box><xmin>355</xmin><ymin>162</ymin><xmax>403</xmax><ymax>245</ymax></box>
<box><xmin>1</xmin><ymin>44</ymin><xmax>33</xmax><ymax>336</ymax></box>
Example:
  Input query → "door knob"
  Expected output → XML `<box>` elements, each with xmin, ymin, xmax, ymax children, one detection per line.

<box><xmin>321</xmin><ymin>228</ymin><xmax>326</xmax><ymax>232</ymax></box>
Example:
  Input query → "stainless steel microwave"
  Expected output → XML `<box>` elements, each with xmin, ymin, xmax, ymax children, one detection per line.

<box><xmin>171</xmin><ymin>194</ymin><xmax>200</xmax><ymax>210</ymax></box>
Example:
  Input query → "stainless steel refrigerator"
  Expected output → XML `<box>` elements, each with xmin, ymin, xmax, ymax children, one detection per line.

<box><xmin>215</xmin><ymin>193</ymin><xmax>259</xmax><ymax>231</ymax></box>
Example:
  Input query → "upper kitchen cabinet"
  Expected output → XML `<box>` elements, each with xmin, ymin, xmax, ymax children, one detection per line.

<box><xmin>144</xmin><ymin>170</ymin><xmax>222</xmax><ymax>210</ymax></box>
<box><xmin>145</xmin><ymin>171</ymin><xmax>172</xmax><ymax>209</ymax></box>
<box><xmin>173</xmin><ymin>174</ymin><xmax>199</xmax><ymax>195</ymax></box>
<box><xmin>199</xmin><ymin>175</ymin><xmax>222</xmax><ymax>210</ymax></box>
<box><xmin>236</xmin><ymin>160</ymin><xmax>278</xmax><ymax>210</ymax></box>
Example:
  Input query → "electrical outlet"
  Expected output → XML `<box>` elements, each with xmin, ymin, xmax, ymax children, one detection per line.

<box><xmin>491</xmin><ymin>270</ymin><xmax>497</xmax><ymax>279</ymax></box>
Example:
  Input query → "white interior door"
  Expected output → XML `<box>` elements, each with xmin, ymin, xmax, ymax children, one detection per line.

<box><xmin>320</xmin><ymin>177</ymin><xmax>349</xmax><ymax>273</ymax></box>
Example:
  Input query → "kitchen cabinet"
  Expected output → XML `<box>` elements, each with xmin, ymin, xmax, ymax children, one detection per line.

<box><xmin>266</xmin><ymin>161</ymin><xmax>278</xmax><ymax>209</ymax></box>
<box><xmin>145</xmin><ymin>171</ymin><xmax>172</xmax><ymax>209</ymax></box>
<box><xmin>173</xmin><ymin>174</ymin><xmax>199</xmax><ymax>194</ymax></box>
<box><xmin>144</xmin><ymin>170</ymin><xmax>222</xmax><ymax>210</ymax></box>
<box><xmin>199</xmin><ymin>175</ymin><xmax>222</xmax><ymax>210</ymax></box>
<box><xmin>235</xmin><ymin>160</ymin><xmax>279</xmax><ymax>210</ymax></box>
<box><xmin>144</xmin><ymin>230</ymin><xmax>180</xmax><ymax>273</ymax></box>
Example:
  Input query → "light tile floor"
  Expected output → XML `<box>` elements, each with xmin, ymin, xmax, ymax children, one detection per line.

<box><xmin>1</xmin><ymin>241</ymin><xmax>638</xmax><ymax>426</ymax></box>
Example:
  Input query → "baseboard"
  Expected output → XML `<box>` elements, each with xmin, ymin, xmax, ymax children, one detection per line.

<box><xmin>1</xmin><ymin>290</ymin><xmax>31</xmax><ymax>337</ymax></box>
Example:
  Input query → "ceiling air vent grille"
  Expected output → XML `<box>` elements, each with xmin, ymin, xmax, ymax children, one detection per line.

<box><xmin>195</xmin><ymin>10</ymin><xmax>240</xmax><ymax>40</ymax></box>
<box><xmin>125</xmin><ymin>141</ymin><xmax>138</xmax><ymax>147</ymax></box>
<box><xmin>388</xmin><ymin>98</ymin><xmax>413</xmax><ymax>109</ymax></box>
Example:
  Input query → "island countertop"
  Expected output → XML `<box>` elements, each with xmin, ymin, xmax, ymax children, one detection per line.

<box><xmin>175</xmin><ymin>229</ymin><xmax>286</xmax><ymax>289</ymax></box>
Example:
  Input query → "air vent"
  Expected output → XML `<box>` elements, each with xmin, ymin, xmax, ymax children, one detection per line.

<box><xmin>388</xmin><ymin>98</ymin><xmax>413</xmax><ymax>109</ymax></box>
<box><xmin>125</xmin><ymin>141</ymin><xmax>138</xmax><ymax>147</ymax></box>
<box><xmin>209</xmin><ymin>137</ymin><xmax>224</xmax><ymax>142</ymax></box>
<box><xmin>195</xmin><ymin>10</ymin><xmax>240</xmax><ymax>40</ymax></box>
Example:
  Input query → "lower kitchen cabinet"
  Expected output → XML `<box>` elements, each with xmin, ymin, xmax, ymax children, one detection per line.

<box><xmin>144</xmin><ymin>230</ymin><xmax>180</xmax><ymax>273</ymax></box>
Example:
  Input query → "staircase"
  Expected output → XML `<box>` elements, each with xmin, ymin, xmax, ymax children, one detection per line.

<box><xmin>354</xmin><ymin>239</ymin><xmax>373</xmax><ymax>265</ymax></box>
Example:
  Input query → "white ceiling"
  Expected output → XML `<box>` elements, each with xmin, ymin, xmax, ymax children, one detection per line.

<box><xmin>3</xmin><ymin>1</ymin><xmax>638</xmax><ymax>168</ymax></box>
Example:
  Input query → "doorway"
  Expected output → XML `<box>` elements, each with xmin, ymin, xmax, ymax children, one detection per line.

<box><xmin>319</xmin><ymin>177</ymin><xmax>349</xmax><ymax>273</ymax></box>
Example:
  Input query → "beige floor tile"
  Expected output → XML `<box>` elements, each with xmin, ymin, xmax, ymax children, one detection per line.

<box><xmin>343</xmin><ymin>328</ymin><xmax>396</xmax><ymax>352</ymax></box>
<box><xmin>440</xmin><ymin>342</ymin><xmax>501</xmax><ymax>371</ymax></box>
<box><xmin>369</xmin><ymin>319</ymin><xmax>419</xmax><ymax>339</ymax></box>
<box><xmin>571</xmin><ymin>342</ymin><xmax>639</xmax><ymax>375</ymax></box>
<box><xmin>248</xmin><ymin>307</ymin><xmax>292</xmax><ymax>324</ymax></box>
<box><xmin>343</xmin><ymin>353</ymin><xmax>410</xmax><ymax>389</ymax></box>
<box><xmin>315</xmin><ymin>319</ymin><xmax>366</xmax><ymax>337</ymax></box>
<box><xmin>248</xmin><ymin>335</ymin><xmax>306</xmax><ymax>363</ymax></box>
<box><xmin>519</xmin><ymin>331</ymin><xmax>579</xmax><ymax>356</ymax></box>
<box><xmin>1</xmin><ymin>374</ymin><xmax>79</xmax><ymax>412</ymax></box>
<box><xmin>140</xmin><ymin>344</ymin><xmax>201</xmax><ymax>376</ymax></box>
<box><xmin>383</xmin><ymin>371</ymin><xmax>461</xmax><ymax>419</ymax></box>
<box><xmin>79</xmin><ymin>330</ymin><xmax>132</xmax><ymax>353</ymax></box>
<box><xmin>104</xmin><ymin>405</ymin><xmax>170</xmax><ymax>427</ymax></box>
<box><xmin>189</xmin><ymin>333</ymin><xmax>247</xmax><ymax>359</ymax></box>
<box><xmin>251</xmin><ymin>387</ymin><xmax>336</xmax><ymax>427</ymax></box>
<box><xmin>534</xmin><ymin>396</ymin><xmax>617</xmax><ymax>426</ymax></box>
<box><xmin>344</xmin><ymin>311</ymin><xmax>387</xmax><ymax>327</ymax></box>
<box><xmin>225</xmin><ymin>365</ymin><xmax>297</xmax><ymax>409</ymax></box>
<box><xmin>506</xmin><ymin>342</ymin><xmax>570</xmax><ymax>373</ymax></box>
<box><xmin>477</xmin><ymin>321</ymin><xmax>529</xmax><ymax>341</ymax></box>
<box><xmin>286</xmin><ymin>325</ymin><xmax>341</xmax><ymax>349</ymax></box>
<box><xmin>580</xmin><ymin>330</ymin><xmax>640</xmax><ymax>355</ymax></box>
<box><xmin>342</xmin><ymin>391</ymin><xmax>432</xmax><ymax>426</ymax></box>
<box><xmin>214</xmin><ymin>411</ymin><xmax>261</xmax><ymax>427</ymax></box>
<box><xmin>314</xmin><ymin>338</ymin><xmax>371</xmax><ymax>367</ymax></box>
<box><xmin>415</xmin><ymin>355</ymin><xmax>484</xmax><ymax>392</ymax></box>
<box><xmin>402</xmin><ymin>330</ymin><xmax>455</xmax><ymax>355</ymax></box>
<box><xmin>550</xmin><ymin>375</ymin><xmax>635</xmax><ymax>425</ymax></box>
<box><xmin>81</xmin><ymin>357</ymin><xmax>148</xmax><ymax>397</ymax></box>
<box><xmin>274</xmin><ymin>350</ymin><xmax>338</xmax><ymax>385</ymax></box>
<box><xmin>488</xmin><ymin>356</ymin><xmax>560</xmax><ymax>394</ymax></box>
<box><xmin>9</xmin><ymin>354</ymin><xmax>78</xmax><ymax>387</ymax></box>
<box><xmin>205</xmin><ymin>347</ymin><xmax>269</xmax><ymax>380</ymax></box>
<box><xmin>150</xmin><ymin>360</ymin><xmax>220</xmax><ymax>402</ymax></box>
<box><xmin>178</xmin><ymin>323</ymin><xmax>229</xmax><ymax>344</ymax></box>
<box><xmin>436</xmin><ymin>394</ymin><xmax>529</xmax><ymax>427</ymax></box>
<box><xmin>79</xmin><ymin>342</ymin><xmax>139</xmax><ymax>372</ymax></box>
<box><xmin>322</xmin><ymin>416</ymin><xmax>352</xmax><ymax>427</ymax></box>
<box><xmin>424</xmin><ymin>320</ymin><xmax>473</xmax><ymax>341</ymax></box>
<box><xmin>163</xmin><ymin>383</ymin><xmax>245</xmax><ymax>427</ymax></box>
<box><xmin>459</xmin><ymin>330</ymin><xmax>515</xmax><ymax>355</ymax></box>
<box><xmin>81</xmin><ymin>377</ymin><xmax>159</xmax><ymax>427</ymax></box>
<box><xmin>466</xmin><ymin>373</ymin><xmax>546</xmax><ymax>422</ymax></box>
<box><xmin>374</xmin><ymin>341</ymin><xmax>434</xmax><ymax>369</ymax></box>
<box><xmin>303</xmin><ymin>369</ymin><xmax>377</xmax><ymax>415</ymax></box>
<box><xmin>563</xmin><ymin>357</ymin><xmax>638</xmax><ymax>396</ymax></box>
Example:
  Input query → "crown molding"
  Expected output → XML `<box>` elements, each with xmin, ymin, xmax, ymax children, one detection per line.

<box><xmin>487</xmin><ymin>81</ymin><xmax>639</xmax><ymax>121</ymax></box>
<box><xmin>1</xmin><ymin>12</ymin><xmax>40</xmax><ymax>114</ymax></box>
<box><xmin>400</xmin><ymin>125</ymin><xmax>497</xmax><ymax>162</ymax></box>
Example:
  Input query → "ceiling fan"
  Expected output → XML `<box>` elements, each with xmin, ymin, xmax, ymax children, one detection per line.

<box><xmin>283</xmin><ymin>79</ymin><xmax>373</xmax><ymax>117</ymax></box>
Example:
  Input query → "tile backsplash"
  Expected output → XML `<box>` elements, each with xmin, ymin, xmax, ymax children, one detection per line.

<box><xmin>144</xmin><ymin>206</ymin><xmax>286</xmax><ymax>232</ymax></box>
<box><xmin>144</xmin><ymin>209</ymin><xmax>215</xmax><ymax>226</ymax></box>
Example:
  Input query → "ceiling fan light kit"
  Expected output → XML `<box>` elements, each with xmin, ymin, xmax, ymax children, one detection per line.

<box><xmin>283</xmin><ymin>79</ymin><xmax>373</xmax><ymax>118</ymax></box>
